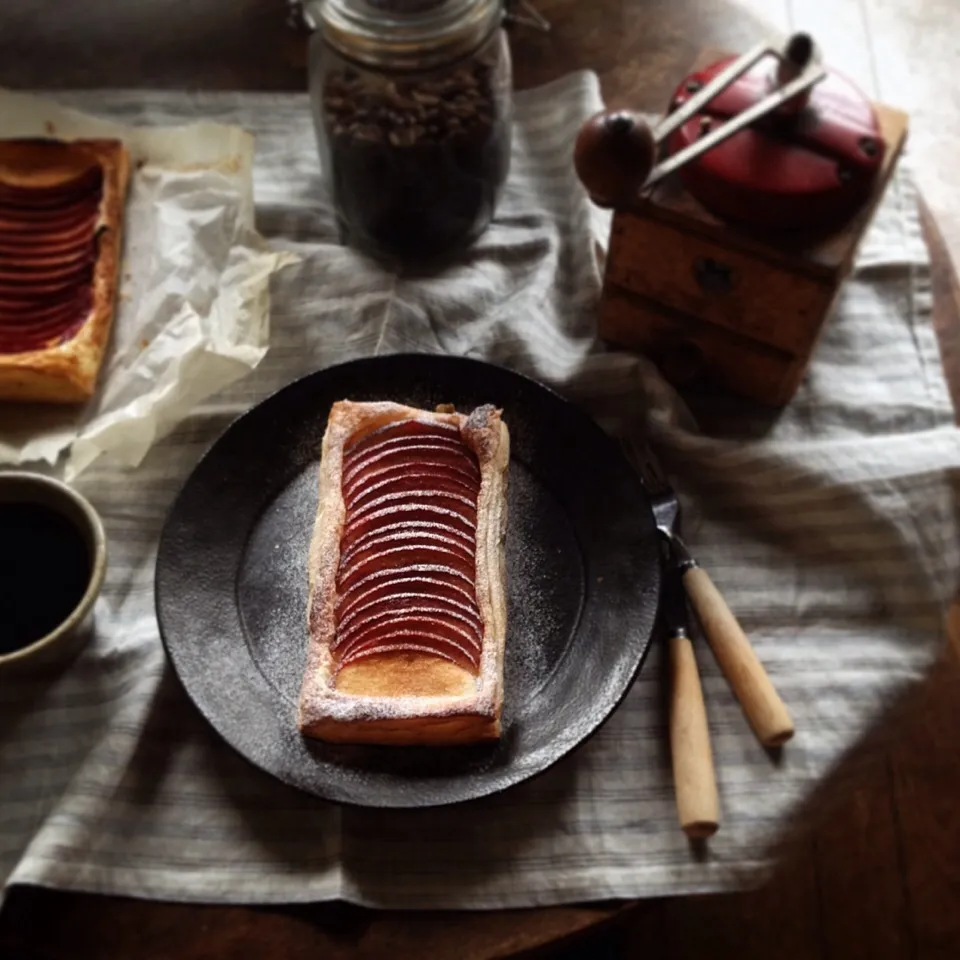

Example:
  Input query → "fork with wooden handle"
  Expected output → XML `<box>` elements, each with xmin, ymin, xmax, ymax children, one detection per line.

<box><xmin>629</xmin><ymin>437</ymin><xmax>795</xmax><ymax>750</ymax></box>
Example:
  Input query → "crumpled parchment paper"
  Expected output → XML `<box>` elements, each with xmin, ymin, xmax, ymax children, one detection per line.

<box><xmin>0</xmin><ymin>89</ymin><xmax>299</xmax><ymax>479</ymax></box>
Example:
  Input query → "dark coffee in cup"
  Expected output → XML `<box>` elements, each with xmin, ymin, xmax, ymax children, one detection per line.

<box><xmin>0</xmin><ymin>499</ymin><xmax>94</xmax><ymax>655</ymax></box>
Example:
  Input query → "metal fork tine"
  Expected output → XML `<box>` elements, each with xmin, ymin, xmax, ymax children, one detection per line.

<box><xmin>621</xmin><ymin>435</ymin><xmax>670</xmax><ymax>495</ymax></box>
<box><xmin>641</xmin><ymin>447</ymin><xmax>669</xmax><ymax>494</ymax></box>
<box><xmin>621</xmin><ymin>434</ymin><xmax>680</xmax><ymax>541</ymax></box>
<box><xmin>619</xmin><ymin>436</ymin><xmax>647</xmax><ymax>484</ymax></box>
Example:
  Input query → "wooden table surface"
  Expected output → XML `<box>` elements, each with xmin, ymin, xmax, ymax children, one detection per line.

<box><xmin>1</xmin><ymin>1</ymin><xmax>959</xmax><ymax>957</ymax></box>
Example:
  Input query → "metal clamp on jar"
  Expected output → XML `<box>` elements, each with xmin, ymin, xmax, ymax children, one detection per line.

<box><xmin>302</xmin><ymin>0</ymin><xmax>514</xmax><ymax>265</ymax></box>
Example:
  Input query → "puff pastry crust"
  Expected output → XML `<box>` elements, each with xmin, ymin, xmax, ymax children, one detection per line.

<box><xmin>0</xmin><ymin>138</ymin><xmax>130</xmax><ymax>403</ymax></box>
<box><xmin>299</xmin><ymin>400</ymin><xmax>510</xmax><ymax>746</ymax></box>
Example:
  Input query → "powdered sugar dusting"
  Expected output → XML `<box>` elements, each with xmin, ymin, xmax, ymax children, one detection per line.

<box><xmin>502</xmin><ymin>462</ymin><xmax>584</xmax><ymax>712</ymax></box>
<box><xmin>237</xmin><ymin>462</ymin><xmax>316</xmax><ymax>700</ymax></box>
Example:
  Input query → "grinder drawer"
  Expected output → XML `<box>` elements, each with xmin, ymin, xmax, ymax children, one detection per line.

<box><xmin>599</xmin><ymin>282</ymin><xmax>809</xmax><ymax>406</ymax></box>
<box><xmin>604</xmin><ymin>211</ymin><xmax>836</xmax><ymax>357</ymax></box>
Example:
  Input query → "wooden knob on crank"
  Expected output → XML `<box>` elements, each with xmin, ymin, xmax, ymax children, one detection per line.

<box><xmin>573</xmin><ymin>110</ymin><xmax>656</xmax><ymax>207</ymax></box>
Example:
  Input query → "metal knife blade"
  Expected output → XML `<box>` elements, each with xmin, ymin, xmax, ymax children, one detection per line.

<box><xmin>661</xmin><ymin>548</ymin><xmax>692</xmax><ymax>641</ymax></box>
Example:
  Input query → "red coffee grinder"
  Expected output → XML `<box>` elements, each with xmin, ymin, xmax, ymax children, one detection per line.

<box><xmin>575</xmin><ymin>34</ymin><xmax>909</xmax><ymax>405</ymax></box>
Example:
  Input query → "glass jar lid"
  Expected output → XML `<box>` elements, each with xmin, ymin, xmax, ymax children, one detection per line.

<box><xmin>309</xmin><ymin>0</ymin><xmax>504</xmax><ymax>70</ymax></box>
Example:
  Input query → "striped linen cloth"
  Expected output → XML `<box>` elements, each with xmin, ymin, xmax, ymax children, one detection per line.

<box><xmin>1</xmin><ymin>73</ymin><xmax>959</xmax><ymax>909</ymax></box>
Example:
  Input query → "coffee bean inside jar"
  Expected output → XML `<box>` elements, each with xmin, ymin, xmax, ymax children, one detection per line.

<box><xmin>307</xmin><ymin>0</ymin><xmax>513</xmax><ymax>265</ymax></box>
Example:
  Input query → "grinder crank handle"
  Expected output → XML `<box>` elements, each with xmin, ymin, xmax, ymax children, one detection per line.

<box><xmin>663</xmin><ymin>564</ymin><xmax>720</xmax><ymax>839</ymax></box>
<box><xmin>678</xmin><ymin>560</ymin><xmax>795</xmax><ymax>748</ymax></box>
<box><xmin>572</xmin><ymin>31</ymin><xmax>826</xmax><ymax>206</ymax></box>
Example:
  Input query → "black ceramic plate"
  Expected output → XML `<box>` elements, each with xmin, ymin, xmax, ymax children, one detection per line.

<box><xmin>156</xmin><ymin>355</ymin><xmax>660</xmax><ymax>808</ymax></box>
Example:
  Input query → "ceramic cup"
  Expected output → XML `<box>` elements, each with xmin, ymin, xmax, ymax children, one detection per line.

<box><xmin>0</xmin><ymin>471</ymin><xmax>107</xmax><ymax>671</ymax></box>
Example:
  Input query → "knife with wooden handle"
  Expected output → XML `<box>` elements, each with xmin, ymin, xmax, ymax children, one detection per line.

<box><xmin>663</xmin><ymin>562</ymin><xmax>719</xmax><ymax>838</ymax></box>
<box><xmin>675</xmin><ymin>543</ymin><xmax>795</xmax><ymax>748</ymax></box>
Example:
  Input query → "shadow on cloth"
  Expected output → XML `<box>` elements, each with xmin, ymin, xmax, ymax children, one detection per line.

<box><xmin>336</xmin><ymin>745</ymin><xmax>581</xmax><ymax>908</ymax></box>
<box><xmin>0</xmin><ymin>620</ymin><xmax>105</xmax><ymax>750</ymax></box>
<box><xmin>110</xmin><ymin>666</ymin><xmax>342</xmax><ymax>875</ymax></box>
<box><xmin>614</xmin><ymin>630</ymin><xmax>960</xmax><ymax>956</ymax></box>
<box><xmin>117</xmin><ymin>664</ymin><xmax>579</xmax><ymax>898</ymax></box>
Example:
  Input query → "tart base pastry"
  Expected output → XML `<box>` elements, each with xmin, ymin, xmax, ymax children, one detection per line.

<box><xmin>0</xmin><ymin>138</ymin><xmax>130</xmax><ymax>403</ymax></box>
<box><xmin>298</xmin><ymin>400</ymin><xmax>510</xmax><ymax>746</ymax></box>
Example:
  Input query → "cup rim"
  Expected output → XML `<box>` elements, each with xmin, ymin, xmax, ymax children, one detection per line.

<box><xmin>0</xmin><ymin>471</ymin><xmax>107</xmax><ymax>668</ymax></box>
